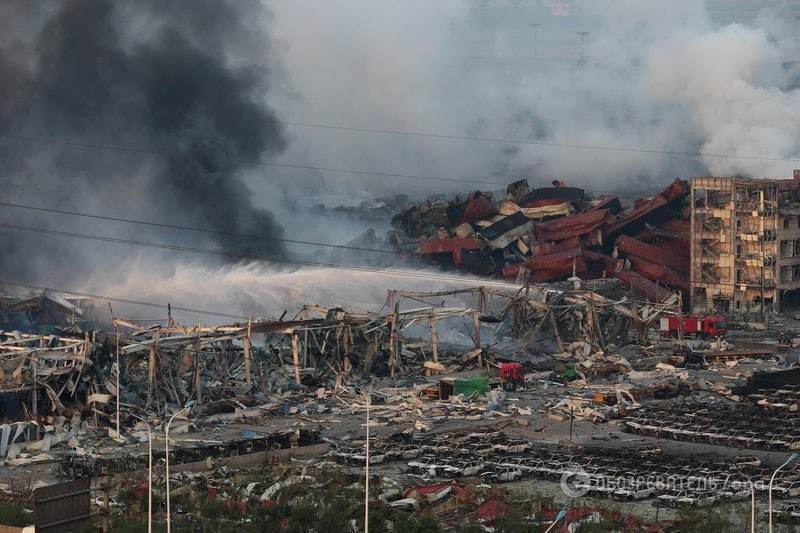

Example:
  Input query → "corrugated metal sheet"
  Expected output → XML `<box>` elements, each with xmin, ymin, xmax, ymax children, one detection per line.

<box><xmin>416</xmin><ymin>237</ymin><xmax>483</xmax><ymax>255</ymax></box>
<box><xmin>627</xmin><ymin>256</ymin><xmax>689</xmax><ymax>291</ymax></box>
<box><xmin>603</xmin><ymin>179</ymin><xmax>688</xmax><ymax>240</ymax></box>
<box><xmin>503</xmin><ymin>249</ymin><xmax>589</xmax><ymax>280</ymax></box>
<box><xmin>583</xmin><ymin>251</ymin><xmax>623</xmax><ymax>276</ymax></box>
<box><xmin>456</xmin><ymin>195</ymin><xmax>496</xmax><ymax>225</ymax></box>
<box><xmin>616</xmin><ymin>235</ymin><xmax>688</xmax><ymax>275</ymax></box>
<box><xmin>535</xmin><ymin>209</ymin><xmax>612</xmax><ymax>242</ymax></box>
<box><xmin>531</xmin><ymin>236</ymin><xmax>582</xmax><ymax>257</ymax></box>
<box><xmin>615</xmin><ymin>270</ymin><xmax>673</xmax><ymax>302</ymax></box>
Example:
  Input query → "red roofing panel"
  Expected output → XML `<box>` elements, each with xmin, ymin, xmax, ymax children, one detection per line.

<box><xmin>603</xmin><ymin>179</ymin><xmax>688</xmax><ymax>239</ymax></box>
<box><xmin>592</xmin><ymin>196</ymin><xmax>623</xmax><ymax>214</ymax></box>
<box><xmin>616</xmin><ymin>235</ymin><xmax>688</xmax><ymax>275</ymax></box>
<box><xmin>403</xmin><ymin>481</ymin><xmax>463</xmax><ymax>498</ymax></box>
<box><xmin>457</xmin><ymin>195</ymin><xmax>497</xmax><ymax>225</ymax></box>
<box><xmin>535</xmin><ymin>209</ymin><xmax>613</xmax><ymax>242</ymax></box>
<box><xmin>584</xmin><ymin>251</ymin><xmax>623</xmax><ymax>276</ymax></box>
<box><xmin>627</xmin><ymin>256</ymin><xmax>689</xmax><ymax>291</ymax></box>
<box><xmin>416</xmin><ymin>238</ymin><xmax>483</xmax><ymax>255</ymax></box>
<box><xmin>528</xmin><ymin>249</ymin><xmax>585</xmax><ymax>270</ymax></box>
<box><xmin>474</xmin><ymin>499</ymin><xmax>508</xmax><ymax>523</ymax></box>
<box><xmin>615</xmin><ymin>270</ymin><xmax>673</xmax><ymax>302</ymax></box>
<box><xmin>501</xmin><ymin>263</ymin><xmax>523</xmax><ymax>279</ymax></box>
<box><xmin>531</xmin><ymin>262</ymin><xmax>587</xmax><ymax>282</ymax></box>
<box><xmin>532</xmin><ymin>236</ymin><xmax>582</xmax><ymax>256</ymax></box>
<box><xmin>634</xmin><ymin>234</ymin><xmax>689</xmax><ymax>259</ymax></box>
<box><xmin>660</xmin><ymin>178</ymin><xmax>689</xmax><ymax>202</ymax></box>
<box><xmin>503</xmin><ymin>249</ymin><xmax>590</xmax><ymax>280</ymax></box>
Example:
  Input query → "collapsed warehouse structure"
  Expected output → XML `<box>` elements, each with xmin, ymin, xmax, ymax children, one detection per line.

<box><xmin>389</xmin><ymin>177</ymin><xmax>690</xmax><ymax>304</ymax></box>
<box><xmin>0</xmin><ymin>280</ymin><xmax>683</xmax><ymax>454</ymax></box>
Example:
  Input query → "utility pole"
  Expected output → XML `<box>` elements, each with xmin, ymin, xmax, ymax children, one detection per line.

<box><xmin>576</xmin><ymin>31</ymin><xmax>590</xmax><ymax>67</ymax></box>
<box><xmin>364</xmin><ymin>390</ymin><xmax>371</xmax><ymax>533</ymax></box>
<box><xmin>108</xmin><ymin>303</ymin><xmax>120</xmax><ymax>439</ymax></box>
<box><xmin>530</xmin><ymin>23</ymin><xmax>541</xmax><ymax>60</ymax></box>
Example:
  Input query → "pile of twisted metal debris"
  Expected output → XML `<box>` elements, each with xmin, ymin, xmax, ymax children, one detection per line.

<box><xmin>0</xmin><ymin>280</ymin><xmax>684</xmax><ymax>465</ymax></box>
<box><xmin>388</xmin><ymin>178</ymin><xmax>689</xmax><ymax>302</ymax></box>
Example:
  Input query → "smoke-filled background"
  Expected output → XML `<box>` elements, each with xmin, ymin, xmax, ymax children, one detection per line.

<box><xmin>0</xmin><ymin>0</ymin><xmax>287</xmax><ymax>281</ymax></box>
<box><xmin>1</xmin><ymin>0</ymin><xmax>800</xmax><ymax>320</ymax></box>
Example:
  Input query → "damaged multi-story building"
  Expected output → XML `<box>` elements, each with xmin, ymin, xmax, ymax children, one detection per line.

<box><xmin>690</xmin><ymin>170</ymin><xmax>800</xmax><ymax>317</ymax></box>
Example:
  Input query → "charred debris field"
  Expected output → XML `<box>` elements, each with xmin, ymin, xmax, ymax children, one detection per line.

<box><xmin>5</xmin><ymin>174</ymin><xmax>800</xmax><ymax>532</ymax></box>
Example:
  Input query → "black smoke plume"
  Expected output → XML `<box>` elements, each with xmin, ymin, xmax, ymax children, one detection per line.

<box><xmin>0</xmin><ymin>0</ymin><xmax>286</xmax><ymax>285</ymax></box>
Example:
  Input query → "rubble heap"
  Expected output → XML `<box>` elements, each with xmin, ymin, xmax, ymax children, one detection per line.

<box><xmin>388</xmin><ymin>178</ymin><xmax>689</xmax><ymax>302</ymax></box>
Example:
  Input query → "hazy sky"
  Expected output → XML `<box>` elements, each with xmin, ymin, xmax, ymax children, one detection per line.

<box><xmin>2</xmin><ymin>0</ymin><xmax>800</xmax><ymax>315</ymax></box>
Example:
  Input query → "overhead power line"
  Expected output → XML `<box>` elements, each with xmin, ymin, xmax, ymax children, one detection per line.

<box><xmin>0</xmin><ymin>201</ymin><xmax>403</xmax><ymax>257</ymax></box>
<box><xmin>0</xmin><ymin>133</ymin><xmax>652</xmax><ymax>197</ymax></box>
<box><xmin>16</xmin><ymin>121</ymin><xmax>793</xmax><ymax>164</ymax></box>
<box><xmin>0</xmin><ymin>279</ymin><xmax>249</xmax><ymax>320</ymax></box>
<box><xmin>275</xmin><ymin>120</ymin><xmax>800</xmax><ymax>163</ymax></box>
<box><xmin>0</xmin><ymin>221</ymin><xmax>525</xmax><ymax>289</ymax></box>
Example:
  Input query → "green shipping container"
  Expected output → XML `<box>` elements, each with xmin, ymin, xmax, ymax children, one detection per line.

<box><xmin>453</xmin><ymin>375</ymin><xmax>490</xmax><ymax>397</ymax></box>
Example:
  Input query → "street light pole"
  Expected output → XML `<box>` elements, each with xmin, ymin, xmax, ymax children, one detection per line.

<box><xmin>544</xmin><ymin>509</ymin><xmax>567</xmax><ymax>533</ymax></box>
<box><xmin>734</xmin><ymin>463</ymin><xmax>755</xmax><ymax>533</ymax></box>
<box><xmin>769</xmin><ymin>453</ymin><xmax>799</xmax><ymax>532</ymax></box>
<box><xmin>115</xmin><ymin>330</ymin><xmax>120</xmax><ymax>439</ymax></box>
<box><xmin>165</xmin><ymin>402</ymin><xmax>194</xmax><ymax>533</ymax></box>
<box><xmin>128</xmin><ymin>412</ymin><xmax>152</xmax><ymax>533</ymax></box>
<box><xmin>364</xmin><ymin>391</ymin><xmax>371</xmax><ymax>533</ymax></box>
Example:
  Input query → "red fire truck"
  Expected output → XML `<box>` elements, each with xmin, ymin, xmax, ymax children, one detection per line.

<box><xmin>659</xmin><ymin>315</ymin><xmax>727</xmax><ymax>338</ymax></box>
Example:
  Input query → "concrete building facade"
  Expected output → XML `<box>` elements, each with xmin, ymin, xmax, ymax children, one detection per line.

<box><xmin>690</xmin><ymin>172</ymin><xmax>800</xmax><ymax>318</ymax></box>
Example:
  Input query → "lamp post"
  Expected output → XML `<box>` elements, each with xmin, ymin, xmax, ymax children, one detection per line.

<box><xmin>115</xmin><ymin>331</ymin><xmax>120</xmax><ymax>438</ymax></box>
<box><xmin>544</xmin><ymin>508</ymin><xmax>567</xmax><ymax>533</ymax></box>
<box><xmin>364</xmin><ymin>390</ymin><xmax>371</xmax><ymax>533</ymax></box>
<box><xmin>739</xmin><ymin>473</ymin><xmax>756</xmax><ymax>533</ymax></box>
<box><xmin>733</xmin><ymin>461</ymin><xmax>755</xmax><ymax>533</ymax></box>
<box><xmin>744</xmin><ymin>477</ymin><xmax>756</xmax><ymax>533</ymax></box>
<box><xmin>165</xmin><ymin>402</ymin><xmax>194</xmax><ymax>533</ymax></box>
<box><xmin>128</xmin><ymin>412</ymin><xmax>152</xmax><ymax>533</ymax></box>
<box><xmin>769</xmin><ymin>452</ymin><xmax>799</xmax><ymax>532</ymax></box>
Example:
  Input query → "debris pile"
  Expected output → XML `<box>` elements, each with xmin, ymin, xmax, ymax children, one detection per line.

<box><xmin>388</xmin><ymin>178</ymin><xmax>690</xmax><ymax>301</ymax></box>
<box><xmin>0</xmin><ymin>331</ymin><xmax>93</xmax><ymax>424</ymax></box>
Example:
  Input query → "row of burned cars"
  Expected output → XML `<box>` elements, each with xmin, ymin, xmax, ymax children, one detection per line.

<box><xmin>331</xmin><ymin>429</ymin><xmax>800</xmax><ymax>509</ymax></box>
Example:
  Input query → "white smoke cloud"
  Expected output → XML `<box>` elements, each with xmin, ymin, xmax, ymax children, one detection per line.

<box><xmin>260</xmin><ymin>0</ymin><xmax>800</xmax><ymax>206</ymax></box>
<box><xmin>645</xmin><ymin>23</ymin><xmax>800</xmax><ymax>177</ymax></box>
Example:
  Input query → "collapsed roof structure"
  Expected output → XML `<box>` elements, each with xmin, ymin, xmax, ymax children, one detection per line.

<box><xmin>0</xmin><ymin>280</ymin><xmax>681</xmax><ymax>461</ymax></box>
<box><xmin>390</xmin><ymin>177</ymin><xmax>691</xmax><ymax>304</ymax></box>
